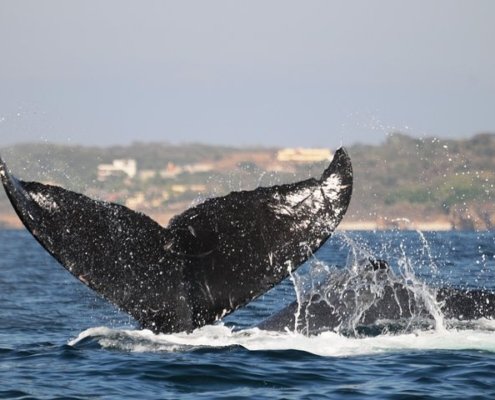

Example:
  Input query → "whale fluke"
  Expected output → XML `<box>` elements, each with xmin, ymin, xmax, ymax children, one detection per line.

<box><xmin>0</xmin><ymin>148</ymin><xmax>352</xmax><ymax>333</ymax></box>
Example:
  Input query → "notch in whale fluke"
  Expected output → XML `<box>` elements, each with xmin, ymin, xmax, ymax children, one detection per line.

<box><xmin>0</xmin><ymin>148</ymin><xmax>353</xmax><ymax>334</ymax></box>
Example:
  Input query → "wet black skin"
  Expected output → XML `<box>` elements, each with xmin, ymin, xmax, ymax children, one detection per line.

<box><xmin>0</xmin><ymin>148</ymin><xmax>352</xmax><ymax>334</ymax></box>
<box><xmin>257</xmin><ymin>259</ymin><xmax>495</xmax><ymax>335</ymax></box>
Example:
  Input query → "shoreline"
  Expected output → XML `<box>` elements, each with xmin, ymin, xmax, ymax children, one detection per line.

<box><xmin>0</xmin><ymin>212</ymin><xmax>475</xmax><ymax>232</ymax></box>
<box><xmin>338</xmin><ymin>220</ymin><xmax>453</xmax><ymax>231</ymax></box>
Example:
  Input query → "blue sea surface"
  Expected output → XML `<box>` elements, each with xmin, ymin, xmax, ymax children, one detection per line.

<box><xmin>1</xmin><ymin>229</ymin><xmax>495</xmax><ymax>399</ymax></box>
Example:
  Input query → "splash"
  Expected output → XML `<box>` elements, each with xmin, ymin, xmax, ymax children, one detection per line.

<box><xmin>66</xmin><ymin>232</ymin><xmax>495</xmax><ymax>357</ymax></box>
<box><xmin>66</xmin><ymin>230</ymin><xmax>495</xmax><ymax>356</ymax></box>
<box><xmin>287</xmin><ymin>231</ymin><xmax>448</xmax><ymax>336</ymax></box>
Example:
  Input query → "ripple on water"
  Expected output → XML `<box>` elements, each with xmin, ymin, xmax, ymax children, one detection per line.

<box><xmin>2</xmin><ymin>230</ymin><xmax>495</xmax><ymax>399</ymax></box>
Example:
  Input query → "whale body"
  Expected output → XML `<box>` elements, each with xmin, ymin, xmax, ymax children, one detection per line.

<box><xmin>0</xmin><ymin>148</ymin><xmax>352</xmax><ymax>333</ymax></box>
<box><xmin>257</xmin><ymin>259</ymin><xmax>495</xmax><ymax>335</ymax></box>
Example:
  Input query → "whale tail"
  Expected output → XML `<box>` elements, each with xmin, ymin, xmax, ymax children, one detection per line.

<box><xmin>0</xmin><ymin>148</ymin><xmax>352</xmax><ymax>333</ymax></box>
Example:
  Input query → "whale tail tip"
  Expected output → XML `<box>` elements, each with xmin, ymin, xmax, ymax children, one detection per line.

<box><xmin>321</xmin><ymin>147</ymin><xmax>352</xmax><ymax>183</ymax></box>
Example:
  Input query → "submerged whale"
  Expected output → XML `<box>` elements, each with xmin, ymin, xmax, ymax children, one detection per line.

<box><xmin>0</xmin><ymin>148</ymin><xmax>352</xmax><ymax>334</ymax></box>
<box><xmin>257</xmin><ymin>258</ymin><xmax>495</xmax><ymax>335</ymax></box>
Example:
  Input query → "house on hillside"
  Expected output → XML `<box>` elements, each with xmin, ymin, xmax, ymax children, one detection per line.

<box><xmin>183</xmin><ymin>163</ymin><xmax>214</xmax><ymax>174</ymax></box>
<box><xmin>97</xmin><ymin>159</ymin><xmax>137</xmax><ymax>181</ymax></box>
<box><xmin>159</xmin><ymin>162</ymin><xmax>183</xmax><ymax>179</ymax></box>
<box><xmin>276</xmin><ymin>148</ymin><xmax>332</xmax><ymax>163</ymax></box>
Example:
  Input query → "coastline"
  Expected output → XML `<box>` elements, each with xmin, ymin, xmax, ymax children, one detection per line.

<box><xmin>0</xmin><ymin>211</ymin><xmax>467</xmax><ymax>232</ymax></box>
<box><xmin>338</xmin><ymin>220</ymin><xmax>452</xmax><ymax>231</ymax></box>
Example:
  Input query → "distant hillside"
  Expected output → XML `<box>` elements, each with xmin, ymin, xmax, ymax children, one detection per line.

<box><xmin>347</xmin><ymin>133</ymin><xmax>495</xmax><ymax>229</ymax></box>
<box><xmin>0</xmin><ymin>142</ymin><xmax>250</xmax><ymax>191</ymax></box>
<box><xmin>1</xmin><ymin>133</ymin><xmax>494</xmax><ymax>230</ymax></box>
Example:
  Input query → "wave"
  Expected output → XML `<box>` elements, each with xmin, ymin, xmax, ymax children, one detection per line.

<box><xmin>69</xmin><ymin>321</ymin><xmax>495</xmax><ymax>357</ymax></box>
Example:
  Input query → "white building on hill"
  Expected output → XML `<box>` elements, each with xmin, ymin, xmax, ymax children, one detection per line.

<box><xmin>97</xmin><ymin>159</ymin><xmax>137</xmax><ymax>181</ymax></box>
<box><xmin>276</xmin><ymin>148</ymin><xmax>332</xmax><ymax>163</ymax></box>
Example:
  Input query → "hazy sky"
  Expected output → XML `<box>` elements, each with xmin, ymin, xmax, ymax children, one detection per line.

<box><xmin>0</xmin><ymin>0</ymin><xmax>494</xmax><ymax>148</ymax></box>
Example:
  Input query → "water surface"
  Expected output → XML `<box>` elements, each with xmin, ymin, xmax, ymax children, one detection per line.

<box><xmin>1</xmin><ymin>229</ymin><xmax>495</xmax><ymax>399</ymax></box>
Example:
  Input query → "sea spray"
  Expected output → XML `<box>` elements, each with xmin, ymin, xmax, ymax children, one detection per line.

<box><xmin>287</xmin><ymin>230</ymin><xmax>449</xmax><ymax>336</ymax></box>
<box><xmin>397</xmin><ymin>240</ymin><xmax>446</xmax><ymax>333</ymax></box>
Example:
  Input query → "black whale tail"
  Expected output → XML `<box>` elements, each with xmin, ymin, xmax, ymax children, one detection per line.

<box><xmin>0</xmin><ymin>148</ymin><xmax>353</xmax><ymax>334</ymax></box>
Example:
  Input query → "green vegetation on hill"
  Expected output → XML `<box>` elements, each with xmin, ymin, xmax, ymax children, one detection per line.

<box><xmin>346</xmin><ymin>133</ymin><xmax>495</xmax><ymax>227</ymax></box>
<box><xmin>358</xmin><ymin>134</ymin><xmax>493</xmax><ymax>201</ymax></box>
<box><xmin>0</xmin><ymin>142</ymin><xmax>247</xmax><ymax>191</ymax></box>
<box><xmin>1</xmin><ymin>133</ymin><xmax>494</xmax><ymax>229</ymax></box>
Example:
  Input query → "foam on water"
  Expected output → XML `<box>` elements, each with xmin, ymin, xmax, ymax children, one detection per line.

<box><xmin>69</xmin><ymin>321</ymin><xmax>495</xmax><ymax>357</ymax></box>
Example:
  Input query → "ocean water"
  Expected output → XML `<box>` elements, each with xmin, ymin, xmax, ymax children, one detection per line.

<box><xmin>1</xmin><ymin>229</ymin><xmax>495</xmax><ymax>399</ymax></box>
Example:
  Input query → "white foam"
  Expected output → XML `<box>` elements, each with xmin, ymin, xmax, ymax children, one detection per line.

<box><xmin>68</xmin><ymin>321</ymin><xmax>495</xmax><ymax>357</ymax></box>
